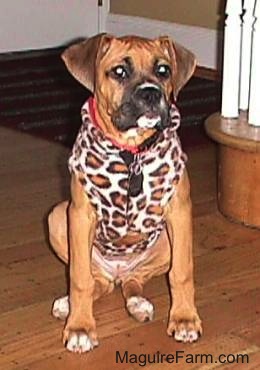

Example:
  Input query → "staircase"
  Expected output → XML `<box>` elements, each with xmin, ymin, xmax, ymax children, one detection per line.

<box><xmin>205</xmin><ymin>0</ymin><xmax>260</xmax><ymax>228</ymax></box>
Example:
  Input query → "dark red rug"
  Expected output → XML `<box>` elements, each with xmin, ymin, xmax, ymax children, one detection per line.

<box><xmin>0</xmin><ymin>48</ymin><xmax>221</xmax><ymax>150</ymax></box>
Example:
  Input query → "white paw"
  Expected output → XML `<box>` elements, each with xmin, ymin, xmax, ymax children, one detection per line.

<box><xmin>126</xmin><ymin>296</ymin><xmax>154</xmax><ymax>322</ymax></box>
<box><xmin>66</xmin><ymin>331</ymin><xmax>99</xmax><ymax>353</ymax></box>
<box><xmin>174</xmin><ymin>329</ymin><xmax>199</xmax><ymax>343</ymax></box>
<box><xmin>52</xmin><ymin>295</ymin><xmax>69</xmax><ymax>320</ymax></box>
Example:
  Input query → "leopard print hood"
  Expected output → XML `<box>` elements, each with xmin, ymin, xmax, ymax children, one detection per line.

<box><xmin>68</xmin><ymin>98</ymin><xmax>186</xmax><ymax>257</ymax></box>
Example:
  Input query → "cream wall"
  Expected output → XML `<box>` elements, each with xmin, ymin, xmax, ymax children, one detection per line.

<box><xmin>110</xmin><ymin>0</ymin><xmax>224</xmax><ymax>30</ymax></box>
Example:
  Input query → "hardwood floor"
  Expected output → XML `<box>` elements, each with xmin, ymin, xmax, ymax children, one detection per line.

<box><xmin>0</xmin><ymin>127</ymin><xmax>259</xmax><ymax>370</ymax></box>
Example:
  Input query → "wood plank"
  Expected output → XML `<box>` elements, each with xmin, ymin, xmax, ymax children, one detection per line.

<box><xmin>4</xmin><ymin>289</ymin><xmax>259</xmax><ymax>370</ymax></box>
<box><xmin>193</xmin><ymin>212</ymin><xmax>260</xmax><ymax>257</ymax></box>
<box><xmin>0</xmin><ymin>128</ymin><xmax>70</xmax><ymax>249</ymax></box>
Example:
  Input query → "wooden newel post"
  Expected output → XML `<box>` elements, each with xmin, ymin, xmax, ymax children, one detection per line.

<box><xmin>221</xmin><ymin>0</ymin><xmax>242</xmax><ymax>118</ymax></box>
<box><xmin>205</xmin><ymin>0</ymin><xmax>260</xmax><ymax>229</ymax></box>
<box><xmin>248</xmin><ymin>0</ymin><xmax>260</xmax><ymax>126</ymax></box>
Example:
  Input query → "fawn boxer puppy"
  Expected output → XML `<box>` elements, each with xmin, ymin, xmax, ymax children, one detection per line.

<box><xmin>48</xmin><ymin>34</ymin><xmax>202</xmax><ymax>353</ymax></box>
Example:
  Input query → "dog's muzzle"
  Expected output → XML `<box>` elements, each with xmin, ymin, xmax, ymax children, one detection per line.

<box><xmin>135</xmin><ymin>83</ymin><xmax>164</xmax><ymax>128</ymax></box>
<box><xmin>112</xmin><ymin>82</ymin><xmax>170</xmax><ymax>133</ymax></box>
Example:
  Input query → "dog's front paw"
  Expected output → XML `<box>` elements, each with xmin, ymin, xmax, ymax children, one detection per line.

<box><xmin>127</xmin><ymin>296</ymin><xmax>154</xmax><ymax>322</ymax></box>
<box><xmin>63</xmin><ymin>328</ymin><xmax>99</xmax><ymax>354</ymax></box>
<box><xmin>167</xmin><ymin>311</ymin><xmax>202</xmax><ymax>343</ymax></box>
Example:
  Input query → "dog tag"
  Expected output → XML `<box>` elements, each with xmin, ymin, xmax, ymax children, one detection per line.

<box><xmin>129</xmin><ymin>172</ymin><xmax>143</xmax><ymax>197</ymax></box>
<box><xmin>119</xmin><ymin>150</ymin><xmax>143</xmax><ymax>197</ymax></box>
<box><xmin>129</xmin><ymin>158</ymin><xmax>143</xmax><ymax>197</ymax></box>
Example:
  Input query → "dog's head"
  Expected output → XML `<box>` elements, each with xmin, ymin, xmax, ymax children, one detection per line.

<box><xmin>62</xmin><ymin>34</ymin><xmax>196</xmax><ymax>146</ymax></box>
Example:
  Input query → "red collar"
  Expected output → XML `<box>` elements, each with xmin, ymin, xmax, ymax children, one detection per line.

<box><xmin>88</xmin><ymin>97</ymin><xmax>141</xmax><ymax>154</ymax></box>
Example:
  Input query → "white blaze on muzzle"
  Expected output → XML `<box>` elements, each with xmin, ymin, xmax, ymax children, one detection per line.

<box><xmin>136</xmin><ymin>115</ymin><xmax>161</xmax><ymax>128</ymax></box>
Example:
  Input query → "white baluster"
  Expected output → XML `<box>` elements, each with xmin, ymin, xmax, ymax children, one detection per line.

<box><xmin>248</xmin><ymin>0</ymin><xmax>260</xmax><ymax>126</ymax></box>
<box><xmin>239</xmin><ymin>0</ymin><xmax>255</xmax><ymax>110</ymax></box>
<box><xmin>221</xmin><ymin>0</ymin><xmax>242</xmax><ymax>118</ymax></box>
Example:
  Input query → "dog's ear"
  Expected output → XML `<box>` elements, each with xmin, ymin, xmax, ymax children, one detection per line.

<box><xmin>62</xmin><ymin>33</ymin><xmax>113</xmax><ymax>92</ymax></box>
<box><xmin>157</xmin><ymin>36</ymin><xmax>196</xmax><ymax>99</ymax></box>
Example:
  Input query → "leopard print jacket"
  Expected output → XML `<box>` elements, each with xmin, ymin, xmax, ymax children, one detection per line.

<box><xmin>68</xmin><ymin>98</ymin><xmax>187</xmax><ymax>257</ymax></box>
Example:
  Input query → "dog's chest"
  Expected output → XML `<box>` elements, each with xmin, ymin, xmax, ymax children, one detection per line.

<box><xmin>82</xmin><ymin>146</ymin><xmax>178</xmax><ymax>232</ymax></box>
<box><xmin>68</xmin><ymin>101</ymin><xmax>186</xmax><ymax>256</ymax></box>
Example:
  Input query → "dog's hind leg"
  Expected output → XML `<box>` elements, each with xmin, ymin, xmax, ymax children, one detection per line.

<box><xmin>48</xmin><ymin>201</ymin><xmax>114</xmax><ymax>321</ymax></box>
<box><xmin>52</xmin><ymin>273</ymin><xmax>114</xmax><ymax>321</ymax></box>
<box><xmin>52</xmin><ymin>272</ymin><xmax>114</xmax><ymax>321</ymax></box>
<box><xmin>48</xmin><ymin>201</ymin><xmax>70</xmax><ymax>264</ymax></box>
<box><xmin>121</xmin><ymin>229</ymin><xmax>170</xmax><ymax>322</ymax></box>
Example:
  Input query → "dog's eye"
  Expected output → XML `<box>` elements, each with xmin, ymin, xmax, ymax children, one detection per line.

<box><xmin>155</xmin><ymin>64</ymin><xmax>171</xmax><ymax>79</ymax></box>
<box><xmin>111</xmin><ymin>65</ymin><xmax>128</xmax><ymax>80</ymax></box>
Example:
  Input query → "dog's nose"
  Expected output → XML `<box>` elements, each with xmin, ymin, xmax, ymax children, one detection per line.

<box><xmin>135</xmin><ymin>83</ymin><xmax>162</xmax><ymax>105</ymax></box>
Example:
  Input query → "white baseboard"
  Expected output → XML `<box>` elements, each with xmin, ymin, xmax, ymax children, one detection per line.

<box><xmin>107</xmin><ymin>13</ymin><xmax>221</xmax><ymax>70</ymax></box>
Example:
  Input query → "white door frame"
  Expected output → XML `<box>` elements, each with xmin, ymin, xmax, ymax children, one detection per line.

<box><xmin>99</xmin><ymin>0</ymin><xmax>110</xmax><ymax>33</ymax></box>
